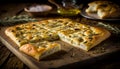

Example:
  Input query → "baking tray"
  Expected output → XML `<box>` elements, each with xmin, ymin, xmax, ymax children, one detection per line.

<box><xmin>0</xmin><ymin>21</ymin><xmax>120</xmax><ymax>69</ymax></box>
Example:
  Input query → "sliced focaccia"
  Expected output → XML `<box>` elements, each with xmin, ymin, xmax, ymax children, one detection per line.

<box><xmin>97</xmin><ymin>4</ymin><xmax>120</xmax><ymax>19</ymax></box>
<box><xmin>5</xmin><ymin>18</ymin><xmax>73</xmax><ymax>46</ymax></box>
<box><xmin>86</xmin><ymin>1</ymin><xmax>109</xmax><ymax>13</ymax></box>
<box><xmin>19</xmin><ymin>41</ymin><xmax>61</xmax><ymax>60</ymax></box>
<box><xmin>5</xmin><ymin>18</ymin><xmax>111</xmax><ymax>53</ymax></box>
<box><xmin>86</xmin><ymin>1</ymin><xmax>120</xmax><ymax>19</ymax></box>
<box><xmin>58</xmin><ymin>24</ymin><xmax>111</xmax><ymax>51</ymax></box>
<box><xmin>5</xmin><ymin>22</ymin><xmax>59</xmax><ymax>46</ymax></box>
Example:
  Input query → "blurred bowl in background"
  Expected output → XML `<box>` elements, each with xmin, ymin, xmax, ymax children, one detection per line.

<box><xmin>24</xmin><ymin>4</ymin><xmax>53</xmax><ymax>17</ymax></box>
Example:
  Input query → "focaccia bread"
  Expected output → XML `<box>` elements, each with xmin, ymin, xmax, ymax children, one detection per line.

<box><xmin>86</xmin><ymin>1</ymin><xmax>120</xmax><ymax>19</ymax></box>
<box><xmin>97</xmin><ymin>3</ymin><xmax>120</xmax><ymax>19</ymax></box>
<box><xmin>5</xmin><ymin>18</ymin><xmax>111</xmax><ymax>60</ymax></box>
<box><xmin>5</xmin><ymin>18</ymin><xmax>75</xmax><ymax>46</ymax></box>
<box><xmin>5</xmin><ymin>22</ymin><xmax>59</xmax><ymax>46</ymax></box>
<box><xmin>5</xmin><ymin>18</ymin><xmax>74</xmax><ymax>60</ymax></box>
<box><xmin>86</xmin><ymin>1</ymin><xmax>109</xmax><ymax>13</ymax></box>
<box><xmin>58</xmin><ymin>23</ymin><xmax>111</xmax><ymax>51</ymax></box>
<box><xmin>19</xmin><ymin>41</ymin><xmax>61</xmax><ymax>60</ymax></box>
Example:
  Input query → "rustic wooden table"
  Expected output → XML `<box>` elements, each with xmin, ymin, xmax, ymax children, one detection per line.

<box><xmin>0</xmin><ymin>3</ymin><xmax>120</xmax><ymax>69</ymax></box>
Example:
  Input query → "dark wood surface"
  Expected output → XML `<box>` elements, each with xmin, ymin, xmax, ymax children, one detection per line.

<box><xmin>0</xmin><ymin>3</ymin><xmax>120</xmax><ymax>69</ymax></box>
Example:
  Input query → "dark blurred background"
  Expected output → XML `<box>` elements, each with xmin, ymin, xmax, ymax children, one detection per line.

<box><xmin>0</xmin><ymin>0</ymin><xmax>120</xmax><ymax>5</ymax></box>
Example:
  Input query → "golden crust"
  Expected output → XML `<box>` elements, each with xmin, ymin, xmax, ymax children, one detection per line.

<box><xmin>85</xmin><ymin>27</ymin><xmax>111</xmax><ymax>51</ymax></box>
<box><xmin>19</xmin><ymin>44</ymin><xmax>45</xmax><ymax>60</ymax></box>
<box><xmin>19</xmin><ymin>41</ymin><xmax>61</xmax><ymax>60</ymax></box>
<box><xmin>5</xmin><ymin>27</ymin><xmax>20</xmax><ymax>46</ymax></box>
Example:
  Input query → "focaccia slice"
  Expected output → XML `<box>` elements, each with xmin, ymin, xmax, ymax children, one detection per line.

<box><xmin>86</xmin><ymin>1</ymin><xmax>120</xmax><ymax>19</ymax></box>
<box><xmin>58</xmin><ymin>24</ymin><xmax>111</xmax><ymax>51</ymax></box>
<box><xmin>5</xmin><ymin>22</ymin><xmax>59</xmax><ymax>46</ymax></box>
<box><xmin>97</xmin><ymin>4</ymin><xmax>120</xmax><ymax>19</ymax></box>
<box><xmin>86</xmin><ymin>1</ymin><xmax>109</xmax><ymax>13</ymax></box>
<box><xmin>19</xmin><ymin>41</ymin><xmax>61</xmax><ymax>60</ymax></box>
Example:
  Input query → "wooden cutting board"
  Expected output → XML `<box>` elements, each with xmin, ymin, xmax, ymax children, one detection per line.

<box><xmin>0</xmin><ymin>26</ymin><xmax>120</xmax><ymax>69</ymax></box>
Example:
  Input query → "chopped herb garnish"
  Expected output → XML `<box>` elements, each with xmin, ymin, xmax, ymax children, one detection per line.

<box><xmin>78</xmin><ymin>37</ymin><xmax>83</xmax><ymax>42</ymax></box>
<box><xmin>32</xmin><ymin>27</ymin><xmax>35</xmax><ymax>29</ymax></box>
<box><xmin>11</xmin><ymin>30</ymin><xmax>15</xmax><ymax>32</ymax></box>
<box><xmin>89</xmin><ymin>37</ymin><xmax>93</xmax><ymax>41</ymax></box>
<box><xmin>58</xmin><ymin>20</ymin><xmax>63</xmax><ymax>23</ymax></box>
<box><xmin>74</xmin><ymin>28</ymin><xmax>80</xmax><ymax>31</ymax></box>
<box><xmin>32</xmin><ymin>24</ymin><xmax>36</xmax><ymax>26</ymax></box>
<box><xmin>84</xmin><ymin>41</ymin><xmax>87</xmax><ymax>43</ymax></box>
<box><xmin>15</xmin><ymin>34</ymin><xmax>19</xmax><ymax>37</ymax></box>
<box><xmin>16</xmin><ymin>27</ymin><xmax>22</xmax><ymax>30</ymax></box>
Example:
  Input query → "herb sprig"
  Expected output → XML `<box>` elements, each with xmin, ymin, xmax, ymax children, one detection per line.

<box><xmin>0</xmin><ymin>15</ymin><xmax>37</xmax><ymax>26</ymax></box>
<box><xmin>97</xmin><ymin>22</ymin><xmax>120</xmax><ymax>34</ymax></box>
